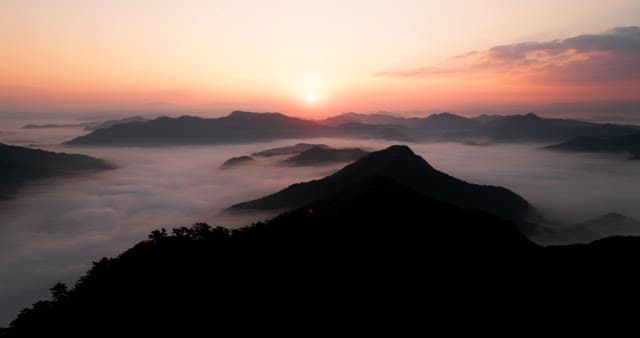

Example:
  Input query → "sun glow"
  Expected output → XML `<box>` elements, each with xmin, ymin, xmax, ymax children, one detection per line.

<box><xmin>306</xmin><ymin>92</ymin><xmax>319</xmax><ymax>103</ymax></box>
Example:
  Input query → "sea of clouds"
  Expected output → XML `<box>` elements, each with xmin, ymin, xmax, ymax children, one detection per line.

<box><xmin>1</xmin><ymin>121</ymin><xmax>640</xmax><ymax>324</ymax></box>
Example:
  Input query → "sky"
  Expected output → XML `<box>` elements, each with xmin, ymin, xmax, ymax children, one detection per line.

<box><xmin>2</xmin><ymin>0</ymin><xmax>640</xmax><ymax>118</ymax></box>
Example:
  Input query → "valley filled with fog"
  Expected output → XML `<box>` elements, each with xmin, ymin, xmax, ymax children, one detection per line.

<box><xmin>1</xmin><ymin>120</ymin><xmax>640</xmax><ymax>324</ymax></box>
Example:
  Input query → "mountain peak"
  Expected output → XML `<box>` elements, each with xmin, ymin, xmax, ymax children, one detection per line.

<box><xmin>427</xmin><ymin>112</ymin><xmax>463</xmax><ymax>119</ymax></box>
<box><xmin>348</xmin><ymin>145</ymin><xmax>425</xmax><ymax>168</ymax></box>
<box><xmin>228</xmin><ymin>111</ymin><xmax>285</xmax><ymax>118</ymax></box>
<box><xmin>379</xmin><ymin>144</ymin><xmax>414</xmax><ymax>155</ymax></box>
<box><xmin>229</xmin><ymin>144</ymin><xmax>533</xmax><ymax>221</ymax></box>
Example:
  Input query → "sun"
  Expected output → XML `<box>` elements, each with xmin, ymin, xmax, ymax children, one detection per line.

<box><xmin>305</xmin><ymin>92</ymin><xmax>319</xmax><ymax>103</ymax></box>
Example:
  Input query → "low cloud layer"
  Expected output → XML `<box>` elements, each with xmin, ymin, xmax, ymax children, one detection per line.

<box><xmin>377</xmin><ymin>26</ymin><xmax>640</xmax><ymax>84</ymax></box>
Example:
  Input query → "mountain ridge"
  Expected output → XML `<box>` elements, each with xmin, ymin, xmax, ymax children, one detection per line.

<box><xmin>229</xmin><ymin>145</ymin><xmax>535</xmax><ymax>222</ymax></box>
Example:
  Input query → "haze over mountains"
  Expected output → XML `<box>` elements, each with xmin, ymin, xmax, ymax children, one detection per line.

<box><xmin>64</xmin><ymin>110</ymin><xmax>639</xmax><ymax>147</ymax></box>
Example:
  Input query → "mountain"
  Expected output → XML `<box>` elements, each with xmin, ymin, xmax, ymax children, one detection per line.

<box><xmin>66</xmin><ymin>111</ymin><xmax>329</xmax><ymax>146</ymax></box>
<box><xmin>473</xmin><ymin>114</ymin><xmax>505</xmax><ymax>123</ymax></box>
<box><xmin>415</xmin><ymin>112</ymin><xmax>481</xmax><ymax>130</ymax></box>
<box><xmin>465</xmin><ymin>113</ymin><xmax>638</xmax><ymax>142</ymax></box>
<box><xmin>251</xmin><ymin>143</ymin><xmax>329</xmax><ymax>157</ymax></box>
<box><xmin>321</xmin><ymin>112</ymin><xmax>479</xmax><ymax>131</ymax></box>
<box><xmin>321</xmin><ymin>112</ymin><xmax>421</xmax><ymax>127</ymax></box>
<box><xmin>545</xmin><ymin>133</ymin><xmax>640</xmax><ymax>159</ymax></box>
<box><xmin>229</xmin><ymin>145</ymin><xmax>534</xmax><ymax>221</ymax></box>
<box><xmin>64</xmin><ymin>110</ymin><xmax>635</xmax><ymax>146</ymax></box>
<box><xmin>220</xmin><ymin>156</ymin><xmax>255</xmax><ymax>169</ymax></box>
<box><xmin>322</xmin><ymin>112</ymin><xmax>637</xmax><ymax>143</ymax></box>
<box><xmin>0</xmin><ymin>143</ymin><xmax>115</xmax><ymax>200</ymax></box>
<box><xmin>65</xmin><ymin>111</ymin><xmax>411</xmax><ymax>146</ymax></box>
<box><xmin>282</xmin><ymin>147</ymin><xmax>369</xmax><ymax>166</ymax></box>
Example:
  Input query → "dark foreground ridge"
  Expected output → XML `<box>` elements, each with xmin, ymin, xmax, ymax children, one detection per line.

<box><xmin>0</xmin><ymin>143</ymin><xmax>115</xmax><ymax>200</ymax></box>
<box><xmin>230</xmin><ymin>145</ymin><xmax>534</xmax><ymax>222</ymax></box>
<box><xmin>5</xmin><ymin>173</ymin><xmax>640</xmax><ymax>335</ymax></box>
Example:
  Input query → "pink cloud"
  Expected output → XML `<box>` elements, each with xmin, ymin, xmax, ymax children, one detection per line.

<box><xmin>376</xmin><ymin>26</ymin><xmax>640</xmax><ymax>84</ymax></box>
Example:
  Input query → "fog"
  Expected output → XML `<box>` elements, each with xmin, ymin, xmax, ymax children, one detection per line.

<box><xmin>1</xmin><ymin>122</ymin><xmax>640</xmax><ymax>324</ymax></box>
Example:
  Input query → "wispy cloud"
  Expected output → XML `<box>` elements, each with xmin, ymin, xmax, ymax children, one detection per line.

<box><xmin>376</xmin><ymin>27</ymin><xmax>640</xmax><ymax>83</ymax></box>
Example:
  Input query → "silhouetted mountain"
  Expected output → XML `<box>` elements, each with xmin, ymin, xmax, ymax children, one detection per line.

<box><xmin>465</xmin><ymin>113</ymin><xmax>638</xmax><ymax>142</ymax></box>
<box><xmin>83</xmin><ymin>116</ymin><xmax>149</xmax><ymax>131</ymax></box>
<box><xmin>321</xmin><ymin>112</ymin><xmax>479</xmax><ymax>131</ymax></box>
<box><xmin>0</xmin><ymin>143</ymin><xmax>115</xmax><ymax>200</ymax></box>
<box><xmin>545</xmin><ymin>133</ymin><xmax>640</xmax><ymax>159</ymax></box>
<box><xmin>473</xmin><ymin>114</ymin><xmax>505</xmax><ymax>123</ymax></box>
<box><xmin>416</xmin><ymin>112</ymin><xmax>481</xmax><ymax>130</ymax></box>
<box><xmin>7</xmin><ymin>174</ymin><xmax>640</xmax><ymax>336</ymax></box>
<box><xmin>63</xmin><ymin>110</ymin><xmax>636</xmax><ymax>146</ymax></box>
<box><xmin>230</xmin><ymin>145</ymin><xmax>534</xmax><ymax>221</ymax></box>
<box><xmin>321</xmin><ymin>112</ymin><xmax>421</xmax><ymax>127</ymax></box>
<box><xmin>321</xmin><ymin>112</ymin><xmax>637</xmax><ymax>143</ymax></box>
<box><xmin>282</xmin><ymin>147</ymin><xmax>369</xmax><ymax>166</ymax></box>
<box><xmin>65</xmin><ymin>111</ymin><xmax>329</xmax><ymax>146</ymax></box>
<box><xmin>220</xmin><ymin>156</ymin><xmax>255</xmax><ymax>169</ymax></box>
<box><xmin>251</xmin><ymin>143</ymin><xmax>329</xmax><ymax>157</ymax></box>
<box><xmin>65</xmin><ymin>111</ymin><xmax>413</xmax><ymax>146</ymax></box>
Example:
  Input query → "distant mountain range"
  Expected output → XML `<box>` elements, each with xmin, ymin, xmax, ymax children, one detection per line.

<box><xmin>64</xmin><ymin>110</ymin><xmax>639</xmax><ymax>146</ymax></box>
<box><xmin>66</xmin><ymin>111</ymin><xmax>394</xmax><ymax>146</ymax></box>
<box><xmin>323</xmin><ymin>111</ymin><xmax>639</xmax><ymax>142</ymax></box>
<box><xmin>229</xmin><ymin>145</ymin><xmax>535</xmax><ymax>222</ymax></box>
<box><xmin>0</xmin><ymin>143</ymin><xmax>115</xmax><ymax>200</ymax></box>
<box><xmin>546</xmin><ymin>133</ymin><xmax>640</xmax><ymax>159</ymax></box>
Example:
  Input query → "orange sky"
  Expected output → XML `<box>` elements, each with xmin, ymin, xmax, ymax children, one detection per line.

<box><xmin>2</xmin><ymin>0</ymin><xmax>640</xmax><ymax>118</ymax></box>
